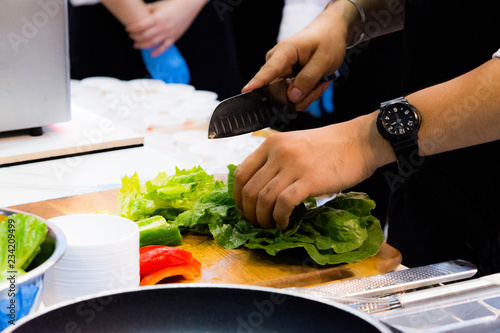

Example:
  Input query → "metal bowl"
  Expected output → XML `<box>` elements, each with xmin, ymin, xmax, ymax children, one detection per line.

<box><xmin>0</xmin><ymin>208</ymin><xmax>66</xmax><ymax>331</ymax></box>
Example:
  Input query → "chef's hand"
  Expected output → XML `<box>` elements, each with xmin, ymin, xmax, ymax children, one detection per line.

<box><xmin>126</xmin><ymin>0</ymin><xmax>208</xmax><ymax>57</ymax></box>
<box><xmin>242</xmin><ymin>1</ymin><xmax>353</xmax><ymax>111</ymax></box>
<box><xmin>234</xmin><ymin>112</ymin><xmax>394</xmax><ymax>229</ymax></box>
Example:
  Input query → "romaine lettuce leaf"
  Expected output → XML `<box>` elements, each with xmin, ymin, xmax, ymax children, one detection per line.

<box><xmin>1</xmin><ymin>214</ymin><xmax>48</xmax><ymax>280</ymax></box>
<box><xmin>118</xmin><ymin>166</ymin><xmax>217</xmax><ymax>220</ymax></box>
<box><xmin>117</xmin><ymin>165</ymin><xmax>384</xmax><ymax>265</ymax></box>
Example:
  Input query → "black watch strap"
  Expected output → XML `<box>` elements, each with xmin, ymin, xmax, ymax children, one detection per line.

<box><xmin>392</xmin><ymin>134</ymin><xmax>421</xmax><ymax>177</ymax></box>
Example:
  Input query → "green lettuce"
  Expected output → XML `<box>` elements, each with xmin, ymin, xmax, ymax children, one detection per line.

<box><xmin>1</xmin><ymin>214</ymin><xmax>48</xmax><ymax>280</ymax></box>
<box><xmin>117</xmin><ymin>166</ymin><xmax>218</xmax><ymax>221</ymax></box>
<box><xmin>117</xmin><ymin>165</ymin><xmax>384</xmax><ymax>265</ymax></box>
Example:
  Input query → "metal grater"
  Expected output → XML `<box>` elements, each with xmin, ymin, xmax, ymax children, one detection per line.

<box><xmin>305</xmin><ymin>260</ymin><xmax>478</xmax><ymax>297</ymax></box>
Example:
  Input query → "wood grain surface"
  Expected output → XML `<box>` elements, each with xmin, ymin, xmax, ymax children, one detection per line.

<box><xmin>10</xmin><ymin>189</ymin><xmax>402</xmax><ymax>288</ymax></box>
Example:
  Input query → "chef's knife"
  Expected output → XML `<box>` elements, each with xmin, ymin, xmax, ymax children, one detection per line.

<box><xmin>208</xmin><ymin>62</ymin><xmax>349</xmax><ymax>139</ymax></box>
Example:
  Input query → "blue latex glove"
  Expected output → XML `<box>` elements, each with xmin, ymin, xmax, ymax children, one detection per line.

<box><xmin>306</xmin><ymin>82</ymin><xmax>334</xmax><ymax>117</ymax></box>
<box><xmin>141</xmin><ymin>44</ymin><xmax>190</xmax><ymax>84</ymax></box>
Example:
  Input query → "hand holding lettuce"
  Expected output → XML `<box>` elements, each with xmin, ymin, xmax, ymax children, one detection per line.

<box><xmin>117</xmin><ymin>165</ymin><xmax>384</xmax><ymax>265</ymax></box>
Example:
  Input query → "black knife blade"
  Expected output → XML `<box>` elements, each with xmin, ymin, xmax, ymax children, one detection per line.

<box><xmin>208</xmin><ymin>62</ymin><xmax>349</xmax><ymax>139</ymax></box>
<box><xmin>208</xmin><ymin>79</ymin><xmax>296</xmax><ymax>139</ymax></box>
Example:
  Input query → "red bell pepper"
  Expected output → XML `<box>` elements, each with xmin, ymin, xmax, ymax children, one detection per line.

<box><xmin>139</xmin><ymin>259</ymin><xmax>201</xmax><ymax>286</ymax></box>
<box><xmin>139</xmin><ymin>246</ymin><xmax>201</xmax><ymax>285</ymax></box>
<box><xmin>140</xmin><ymin>245</ymin><xmax>193</xmax><ymax>276</ymax></box>
<box><xmin>140</xmin><ymin>245</ymin><xmax>164</xmax><ymax>255</ymax></box>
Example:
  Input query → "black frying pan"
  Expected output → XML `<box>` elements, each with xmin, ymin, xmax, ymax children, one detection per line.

<box><xmin>7</xmin><ymin>284</ymin><xmax>393</xmax><ymax>332</ymax></box>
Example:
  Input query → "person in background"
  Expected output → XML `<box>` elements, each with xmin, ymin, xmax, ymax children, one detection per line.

<box><xmin>234</xmin><ymin>0</ymin><xmax>500</xmax><ymax>275</ymax></box>
<box><xmin>68</xmin><ymin>0</ymin><xmax>241</xmax><ymax>99</ymax></box>
<box><xmin>106</xmin><ymin>0</ymin><xmax>208</xmax><ymax>58</ymax></box>
<box><xmin>98</xmin><ymin>0</ymin><xmax>198</xmax><ymax>84</ymax></box>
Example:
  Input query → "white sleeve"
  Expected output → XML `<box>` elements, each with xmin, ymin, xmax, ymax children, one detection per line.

<box><xmin>69</xmin><ymin>0</ymin><xmax>100</xmax><ymax>6</ymax></box>
<box><xmin>493</xmin><ymin>48</ymin><xmax>500</xmax><ymax>58</ymax></box>
<box><xmin>277</xmin><ymin>0</ymin><xmax>330</xmax><ymax>41</ymax></box>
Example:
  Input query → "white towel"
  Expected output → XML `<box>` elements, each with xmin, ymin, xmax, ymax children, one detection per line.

<box><xmin>277</xmin><ymin>0</ymin><xmax>330</xmax><ymax>41</ymax></box>
<box><xmin>69</xmin><ymin>0</ymin><xmax>100</xmax><ymax>6</ymax></box>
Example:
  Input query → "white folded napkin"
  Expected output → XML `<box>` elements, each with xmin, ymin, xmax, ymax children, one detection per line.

<box><xmin>68</xmin><ymin>0</ymin><xmax>100</xmax><ymax>6</ymax></box>
<box><xmin>278</xmin><ymin>0</ymin><xmax>330</xmax><ymax>41</ymax></box>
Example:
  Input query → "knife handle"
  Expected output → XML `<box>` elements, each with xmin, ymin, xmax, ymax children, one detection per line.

<box><xmin>323</xmin><ymin>61</ymin><xmax>349</xmax><ymax>86</ymax></box>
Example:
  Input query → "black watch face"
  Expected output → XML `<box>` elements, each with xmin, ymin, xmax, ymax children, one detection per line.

<box><xmin>381</xmin><ymin>103</ymin><xmax>420</xmax><ymax>136</ymax></box>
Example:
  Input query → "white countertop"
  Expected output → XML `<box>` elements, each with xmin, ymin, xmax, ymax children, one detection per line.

<box><xmin>0</xmin><ymin>79</ymin><xmax>265</xmax><ymax>207</ymax></box>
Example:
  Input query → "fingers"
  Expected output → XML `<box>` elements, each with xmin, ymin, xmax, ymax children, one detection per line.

<box><xmin>129</xmin><ymin>25</ymin><xmax>160</xmax><ymax>48</ymax></box>
<box><xmin>129</xmin><ymin>28</ymin><xmax>158</xmax><ymax>49</ymax></box>
<box><xmin>126</xmin><ymin>16</ymin><xmax>155</xmax><ymax>35</ymax></box>
<box><xmin>132</xmin><ymin>30</ymin><xmax>171</xmax><ymax>50</ymax></box>
<box><xmin>256</xmin><ymin>172</ymin><xmax>311</xmax><ymax>230</ymax></box>
<box><xmin>134</xmin><ymin>39</ymin><xmax>159</xmax><ymax>51</ymax></box>
<box><xmin>242</xmin><ymin>39</ymin><xmax>339</xmax><ymax>110</ymax></box>
<box><xmin>288</xmin><ymin>49</ymin><xmax>333</xmax><ymax>103</ymax></box>
<box><xmin>242</xmin><ymin>43</ymin><xmax>298</xmax><ymax>93</ymax></box>
<box><xmin>273</xmin><ymin>179</ymin><xmax>312</xmax><ymax>230</ymax></box>
<box><xmin>150</xmin><ymin>39</ymin><xmax>173</xmax><ymax>57</ymax></box>
<box><xmin>236</xmin><ymin>164</ymin><xmax>312</xmax><ymax>230</ymax></box>
<box><xmin>241</xmin><ymin>166</ymin><xmax>279</xmax><ymax>229</ymax></box>
<box><xmin>234</xmin><ymin>137</ymin><xmax>314</xmax><ymax>230</ymax></box>
<box><xmin>127</xmin><ymin>16</ymin><xmax>170</xmax><ymax>50</ymax></box>
<box><xmin>233</xmin><ymin>148</ymin><xmax>268</xmax><ymax>221</ymax></box>
<box><xmin>295</xmin><ymin>81</ymin><xmax>330</xmax><ymax>111</ymax></box>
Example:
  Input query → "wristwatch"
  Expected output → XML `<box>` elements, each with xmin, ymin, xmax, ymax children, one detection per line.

<box><xmin>377</xmin><ymin>97</ymin><xmax>422</xmax><ymax>176</ymax></box>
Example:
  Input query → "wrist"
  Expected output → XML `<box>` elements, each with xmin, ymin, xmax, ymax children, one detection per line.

<box><xmin>102</xmin><ymin>0</ymin><xmax>150</xmax><ymax>25</ymax></box>
<box><xmin>361</xmin><ymin>111</ymin><xmax>397</xmax><ymax>169</ymax></box>
<box><xmin>326</xmin><ymin>0</ymin><xmax>365</xmax><ymax>48</ymax></box>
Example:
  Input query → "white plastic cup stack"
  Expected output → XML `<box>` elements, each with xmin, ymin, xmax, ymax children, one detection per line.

<box><xmin>43</xmin><ymin>214</ymin><xmax>140</xmax><ymax>306</ymax></box>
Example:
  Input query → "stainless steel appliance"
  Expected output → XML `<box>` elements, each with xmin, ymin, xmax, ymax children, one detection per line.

<box><xmin>0</xmin><ymin>0</ymin><xmax>70</xmax><ymax>135</ymax></box>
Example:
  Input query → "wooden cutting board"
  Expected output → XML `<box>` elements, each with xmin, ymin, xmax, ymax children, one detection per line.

<box><xmin>10</xmin><ymin>189</ymin><xmax>402</xmax><ymax>288</ymax></box>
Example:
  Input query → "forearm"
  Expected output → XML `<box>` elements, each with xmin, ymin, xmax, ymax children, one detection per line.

<box><xmin>100</xmin><ymin>0</ymin><xmax>149</xmax><ymax>25</ymax></box>
<box><xmin>408</xmin><ymin>58</ymin><xmax>500</xmax><ymax>155</ymax></box>
<box><xmin>364</xmin><ymin>57</ymin><xmax>500</xmax><ymax>170</ymax></box>
<box><xmin>325</xmin><ymin>0</ymin><xmax>405</xmax><ymax>47</ymax></box>
<box><xmin>182</xmin><ymin>0</ymin><xmax>209</xmax><ymax>16</ymax></box>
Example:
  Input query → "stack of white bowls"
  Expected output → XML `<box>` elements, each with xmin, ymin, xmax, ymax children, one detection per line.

<box><xmin>42</xmin><ymin>214</ymin><xmax>140</xmax><ymax>307</ymax></box>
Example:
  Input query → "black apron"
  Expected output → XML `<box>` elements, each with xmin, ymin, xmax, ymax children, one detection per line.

<box><xmin>387</xmin><ymin>0</ymin><xmax>500</xmax><ymax>275</ymax></box>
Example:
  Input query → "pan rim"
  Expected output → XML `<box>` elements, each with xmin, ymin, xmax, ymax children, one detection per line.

<box><xmin>5</xmin><ymin>283</ymin><xmax>393</xmax><ymax>333</ymax></box>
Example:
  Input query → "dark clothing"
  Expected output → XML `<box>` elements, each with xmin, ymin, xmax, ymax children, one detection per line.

<box><xmin>387</xmin><ymin>0</ymin><xmax>500</xmax><ymax>275</ymax></box>
<box><xmin>175</xmin><ymin>1</ymin><xmax>242</xmax><ymax>99</ymax></box>
<box><xmin>68</xmin><ymin>0</ymin><xmax>242</xmax><ymax>99</ymax></box>
<box><xmin>68</xmin><ymin>3</ymin><xmax>146</xmax><ymax>80</ymax></box>
<box><xmin>401</xmin><ymin>0</ymin><xmax>499</xmax><ymax>95</ymax></box>
<box><xmin>329</xmin><ymin>32</ymin><xmax>404</xmax><ymax>223</ymax></box>
<box><xmin>229</xmin><ymin>0</ymin><xmax>284</xmax><ymax>85</ymax></box>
